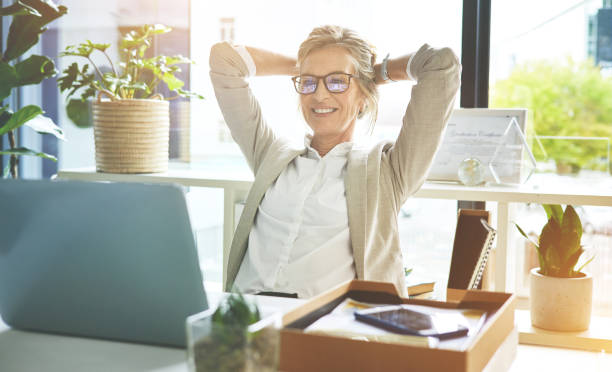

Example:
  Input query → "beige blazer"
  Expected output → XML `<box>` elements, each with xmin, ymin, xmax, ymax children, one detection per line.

<box><xmin>210</xmin><ymin>42</ymin><xmax>461</xmax><ymax>297</ymax></box>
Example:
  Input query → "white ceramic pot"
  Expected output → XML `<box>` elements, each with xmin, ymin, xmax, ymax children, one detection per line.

<box><xmin>529</xmin><ymin>267</ymin><xmax>593</xmax><ymax>331</ymax></box>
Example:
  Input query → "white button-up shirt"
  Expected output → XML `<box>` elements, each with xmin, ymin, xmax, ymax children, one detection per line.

<box><xmin>234</xmin><ymin>136</ymin><xmax>357</xmax><ymax>298</ymax></box>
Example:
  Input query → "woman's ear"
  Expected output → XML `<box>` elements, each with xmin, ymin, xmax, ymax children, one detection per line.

<box><xmin>358</xmin><ymin>103</ymin><xmax>367</xmax><ymax>119</ymax></box>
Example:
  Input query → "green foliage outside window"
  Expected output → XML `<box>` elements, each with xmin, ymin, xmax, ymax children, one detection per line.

<box><xmin>491</xmin><ymin>58</ymin><xmax>612</xmax><ymax>174</ymax></box>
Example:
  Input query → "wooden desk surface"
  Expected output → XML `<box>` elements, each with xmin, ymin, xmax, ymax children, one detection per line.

<box><xmin>1</xmin><ymin>289</ymin><xmax>611</xmax><ymax>372</ymax></box>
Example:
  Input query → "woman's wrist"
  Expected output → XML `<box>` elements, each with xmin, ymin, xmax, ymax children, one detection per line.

<box><xmin>375</xmin><ymin>56</ymin><xmax>410</xmax><ymax>84</ymax></box>
<box><xmin>387</xmin><ymin>57</ymin><xmax>409</xmax><ymax>82</ymax></box>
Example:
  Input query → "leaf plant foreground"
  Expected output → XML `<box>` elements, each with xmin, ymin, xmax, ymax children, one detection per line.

<box><xmin>58</xmin><ymin>24</ymin><xmax>203</xmax><ymax>128</ymax></box>
<box><xmin>0</xmin><ymin>0</ymin><xmax>67</xmax><ymax>179</ymax></box>
<box><xmin>514</xmin><ymin>204</ymin><xmax>594</xmax><ymax>278</ymax></box>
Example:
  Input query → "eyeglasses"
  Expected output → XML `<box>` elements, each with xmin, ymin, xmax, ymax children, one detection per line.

<box><xmin>292</xmin><ymin>72</ymin><xmax>355</xmax><ymax>95</ymax></box>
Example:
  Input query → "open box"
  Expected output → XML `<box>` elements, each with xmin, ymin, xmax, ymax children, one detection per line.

<box><xmin>279</xmin><ymin>280</ymin><xmax>516</xmax><ymax>372</ymax></box>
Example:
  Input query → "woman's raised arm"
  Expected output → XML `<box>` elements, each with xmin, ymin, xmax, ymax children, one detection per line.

<box><xmin>209</xmin><ymin>42</ymin><xmax>296</xmax><ymax>174</ymax></box>
<box><xmin>245</xmin><ymin>46</ymin><xmax>298</xmax><ymax>76</ymax></box>
<box><xmin>383</xmin><ymin>44</ymin><xmax>461</xmax><ymax>208</ymax></box>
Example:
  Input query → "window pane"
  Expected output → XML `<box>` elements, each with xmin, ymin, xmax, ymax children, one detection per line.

<box><xmin>490</xmin><ymin>1</ymin><xmax>612</xmax><ymax>315</ymax></box>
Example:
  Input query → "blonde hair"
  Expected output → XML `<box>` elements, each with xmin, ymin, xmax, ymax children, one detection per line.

<box><xmin>297</xmin><ymin>25</ymin><xmax>378</xmax><ymax>131</ymax></box>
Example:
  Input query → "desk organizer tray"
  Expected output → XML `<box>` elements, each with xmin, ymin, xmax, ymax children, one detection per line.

<box><xmin>279</xmin><ymin>280</ymin><xmax>516</xmax><ymax>372</ymax></box>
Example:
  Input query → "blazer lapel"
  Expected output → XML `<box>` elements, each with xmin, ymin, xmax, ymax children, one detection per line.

<box><xmin>346</xmin><ymin>147</ymin><xmax>367</xmax><ymax>279</ymax></box>
<box><xmin>225</xmin><ymin>144</ymin><xmax>303</xmax><ymax>290</ymax></box>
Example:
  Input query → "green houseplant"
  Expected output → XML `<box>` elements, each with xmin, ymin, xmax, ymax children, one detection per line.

<box><xmin>515</xmin><ymin>204</ymin><xmax>594</xmax><ymax>331</ymax></box>
<box><xmin>186</xmin><ymin>293</ymin><xmax>281</xmax><ymax>372</ymax></box>
<box><xmin>0</xmin><ymin>0</ymin><xmax>67</xmax><ymax>178</ymax></box>
<box><xmin>57</xmin><ymin>24</ymin><xmax>202</xmax><ymax>173</ymax></box>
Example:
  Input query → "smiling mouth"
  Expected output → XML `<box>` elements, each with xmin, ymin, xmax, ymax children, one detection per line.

<box><xmin>312</xmin><ymin>108</ymin><xmax>337</xmax><ymax>114</ymax></box>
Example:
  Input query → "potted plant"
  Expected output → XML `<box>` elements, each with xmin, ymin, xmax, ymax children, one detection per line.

<box><xmin>186</xmin><ymin>293</ymin><xmax>281</xmax><ymax>372</ymax></box>
<box><xmin>515</xmin><ymin>204</ymin><xmax>594</xmax><ymax>331</ymax></box>
<box><xmin>57</xmin><ymin>24</ymin><xmax>202</xmax><ymax>173</ymax></box>
<box><xmin>0</xmin><ymin>0</ymin><xmax>67</xmax><ymax>178</ymax></box>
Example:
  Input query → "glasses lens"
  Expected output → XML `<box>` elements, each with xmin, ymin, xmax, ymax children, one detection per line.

<box><xmin>295</xmin><ymin>76</ymin><xmax>317</xmax><ymax>94</ymax></box>
<box><xmin>325</xmin><ymin>74</ymin><xmax>350</xmax><ymax>92</ymax></box>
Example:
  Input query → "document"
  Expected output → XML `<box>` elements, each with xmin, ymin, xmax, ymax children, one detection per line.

<box><xmin>304</xmin><ymin>298</ymin><xmax>489</xmax><ymax>350</ymax></box>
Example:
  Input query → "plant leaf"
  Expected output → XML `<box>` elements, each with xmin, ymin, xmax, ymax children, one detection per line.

<box><xmin>91</xmin><ymin>42</ymin><xmax>111</xmax><ymax>52</ymax></box>
<box><xmin>161</xmin><ymin>72</ymin><xmax>184</xmax><ymax>91</ymax></box>
<box><xmin>146</xmin><ymin>24</ymin><xmax>172</xmax><ymax>35</ymax></box>
<box><xmin>57</xmin><ymin>62</ymin><xmax>80</xmax><ymax>92</ymax></box>
<box><xmin>24</xmin><ymin>115</ymin><xmax>65</xmax><ymax>140</ymax></box>
<box><xmin>0</xmin><ymin>105</ymin><xmax>42</xmax><ymax>135</ymax></box>
<box><xmin>561</xmin><ymin>246</ymin><xmax>584</xmax><ymax>275</ymax></box>
<box><xmin>514</xmin><ymin>222</ymin><xmax>540</xmax><ymax>248</ymax></box>
<box><xmin>0</xmin><ymin>1</ymin><xmax>41</xmax><ymax>17</ymax></box>
<box><xmin>0</xmin><ymin>61</ymin><xmax>18</xmax><ymax>101</ymax></box>
<box><xmin>175</xmin><ymin>88</ymin><xmax>204</xmax><ymax>100</ymax></box>
<box><xmin>3</xmin><ymin>0</ymin><xmax>68</xmax><ymax>62</ymax></box>
<box><xmin>539</xmin><ymin>217</ymin><xmax>561</xmax><ymax>274</ymax></box>
<box><xmin>3</xmin><ymin>162</ymin><xmax>10</xmax><ymax>178</ymax></box>
<box><xmin>575</xmin><ymin>255</ymin><xmax>595</xmax><ymax>274</ymax></box>
<box><xmin>0</xmin><ymin>106</ymin><xmax>12</xmax><ymax>126</ymax></box>
<box><xmin>15</xmin><ymin>54</ymin><xmax>57</xmax><ymax>85</ymax></box>
<box><xmin>0</xmin><ymin>147</ymin><xmax>57</xmax><ymax>161</ymax></box>
<box><xmin>543</xmin><ymin>204</ymin><xmax>563</xmax><ymax>225</ymax></box>
<box><xmin>558</xmin><ymin>205</ymin><xmax>582</xmax><ymax>266</ymax></box>
<box><xmin>66</xmin><ymin>99</ymin><xmax>92</xmax><ymax>128</ymax></box>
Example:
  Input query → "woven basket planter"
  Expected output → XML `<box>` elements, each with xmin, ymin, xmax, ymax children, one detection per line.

<box><xmin>92</xmin><ymin>96</ymin><xmax>169</xmax><ymax>173</ymax></box>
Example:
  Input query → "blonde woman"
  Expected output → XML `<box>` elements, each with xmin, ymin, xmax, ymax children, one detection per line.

<box><xmin>210</xmin><ymin>25</ymin><xmax>461</xmax><ymax>298</ymax></box>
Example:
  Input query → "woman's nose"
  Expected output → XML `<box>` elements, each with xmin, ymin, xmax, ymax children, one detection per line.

<box><xmin>312</xmin><ymin>78</ymin><xmax>331</xmax><ymax>99</ymax></box>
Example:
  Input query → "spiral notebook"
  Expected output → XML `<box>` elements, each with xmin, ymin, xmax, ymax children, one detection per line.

<box><xmin>447</xmin><ymin>210</ymin><xmax>497</xmax><ymax>290</ymax></box>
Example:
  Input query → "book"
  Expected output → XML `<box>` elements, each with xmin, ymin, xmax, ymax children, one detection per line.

<box><xmin>406</xmin><ymin>280</ymin><xmax>435</xmax><ymax>296</ymax></box>
<box><xmin>447</xmin><ymin>210</ymin><xmax>497</xmax><ymax>290</ymax></box>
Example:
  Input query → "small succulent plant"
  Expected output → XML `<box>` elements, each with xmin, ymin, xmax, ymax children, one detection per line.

<box><xmin>515</xmin><ymin>204</ymin><xmax>593</xmax><ymax>278</ymax></box>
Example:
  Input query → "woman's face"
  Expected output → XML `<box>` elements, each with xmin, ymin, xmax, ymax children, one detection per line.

<box><xmin>299</xmin><ymin>46</ymin><xmax>365</xmax><ymax>138</ymax></box>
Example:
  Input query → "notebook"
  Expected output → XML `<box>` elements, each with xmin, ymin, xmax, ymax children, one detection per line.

<box><xmin>0</xmin><ymin>179</ymin><xmax>208</xmax><ymax>348</ymax></box>
<box><xmin>447</xmin><ymin>209</ymin><xmax>497</xmax><ymax>290</ymax></box>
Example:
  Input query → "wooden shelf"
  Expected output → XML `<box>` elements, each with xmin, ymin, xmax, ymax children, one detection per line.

<box><xmin>517</xmin><ymin>309</ymin><xmax>612</xmax><ymax>352</ymax></box>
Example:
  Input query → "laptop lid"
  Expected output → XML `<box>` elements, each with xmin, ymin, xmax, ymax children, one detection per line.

<box><xmin>0</xmin><ymin>179</ymin><xmax>208</xmax><ymax>348</ymax></box>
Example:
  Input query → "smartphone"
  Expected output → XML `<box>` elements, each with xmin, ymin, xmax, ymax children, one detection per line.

<box><xmin>354</xmin><ymin>305</ymin><xmax>469</xmax><ymax>339</ymax></box>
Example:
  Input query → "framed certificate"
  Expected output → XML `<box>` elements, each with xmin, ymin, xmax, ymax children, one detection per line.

<box><xmin>427</xmin><ymin>108</ymin><xmax>529</xmax><ymax>184</ymax></box>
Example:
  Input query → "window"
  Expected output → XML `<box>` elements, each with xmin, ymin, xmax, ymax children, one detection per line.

<box><xmin>490</xmin><ymin>0</ymin><xmax>612</xmax><ymax>315</ymax></box>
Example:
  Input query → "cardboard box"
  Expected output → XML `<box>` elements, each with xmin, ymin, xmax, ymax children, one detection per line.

<box><xmin>280</xmin><ymin>280</ymin><xmax>515</xmax><ymax>372</ymax></box>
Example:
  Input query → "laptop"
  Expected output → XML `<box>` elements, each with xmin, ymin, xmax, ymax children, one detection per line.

<box><xmin>0</xmin><ymin>179</ymin><xmax>208</xmax><ymax>348</ymax></box>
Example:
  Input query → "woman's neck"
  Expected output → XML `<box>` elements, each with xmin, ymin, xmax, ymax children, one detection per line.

<box><xmin>310</xmin><ymin>130</ymin><xmax>354</xmax><ymax>157</ymax></box>
<box><xmin>310</xmin><ymin>123</ymin><xmax>356</xmax><ymax>157</ymax></box>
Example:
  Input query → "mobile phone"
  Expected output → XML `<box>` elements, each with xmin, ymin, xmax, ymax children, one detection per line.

<box><xmin>354</xmin><ymin>305</ymin><xmax>469</xmax><ymax>339</ymax></box>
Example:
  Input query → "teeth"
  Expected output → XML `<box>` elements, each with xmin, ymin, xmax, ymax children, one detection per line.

<box><xmin>313</xmin><ymin>108</ymin><xmax>336</xmax><ymax>114</ymax></box>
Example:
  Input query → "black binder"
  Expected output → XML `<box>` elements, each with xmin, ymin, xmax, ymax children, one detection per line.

<box><xmin>447</xmin><ymin>209</ymin><xmax>497</xmax><ymax>290</ymax></box>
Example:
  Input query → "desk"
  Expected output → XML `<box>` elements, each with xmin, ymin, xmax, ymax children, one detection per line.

<box><xmin>1</xmin><ymin>288</ymin><xmax>611</xmax><ymax>372</ymax></box>
<box><xmin>57</xmin><ymin>166</ymin><xmax>612</xmax><ymax>292</ymax></box>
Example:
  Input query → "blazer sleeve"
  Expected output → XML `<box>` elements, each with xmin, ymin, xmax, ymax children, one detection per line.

<box><xmin>209</xmin><ymin>41</ymin><xmax>279</xmax><ymax>174</ymax></box>
<box><xmin>385</xmin><ymin>43</ymin><xmax>461</xmax><ymax>207</ymax></box>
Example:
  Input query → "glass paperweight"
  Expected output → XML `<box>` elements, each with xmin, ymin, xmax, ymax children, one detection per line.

<box><xmin>488</xmin><ymin>118</ymin><xmax>537</xmax><ymax>184</ymax></box>
<box><xmin>186</xmin><ymin>306</ymin><xmax>282</xmax><ymax>372</ymax></box>
<box><xmin>458</xmin><ymin>157</ymin><xmax>485</xmax><ymax>186</ymax></box>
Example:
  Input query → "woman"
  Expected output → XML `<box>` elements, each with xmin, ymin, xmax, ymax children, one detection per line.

<box><xmin>210</xmin><ymin>25</ymin><xmax>460</xmax><ymax>298</ymax></box>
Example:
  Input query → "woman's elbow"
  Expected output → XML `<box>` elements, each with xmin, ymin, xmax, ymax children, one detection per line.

<box><xmin>209</xmin><ymin>41</ymin><xmax>231</xmax><ymax>71</ymax></box>
<box><xmin>435</xmin><ymin>47</ymin><xmax>461</xmax><ymax>86</ymax></box>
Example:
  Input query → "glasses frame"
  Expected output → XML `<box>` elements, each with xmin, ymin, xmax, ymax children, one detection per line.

<box><xmin>291</xmin><ymin>72</ymin><xmax>356</xmax><ymax>95</ymax></box>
